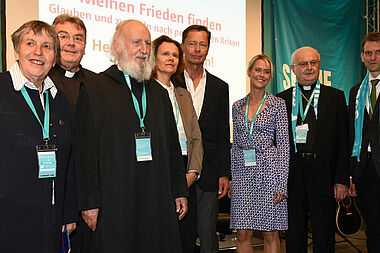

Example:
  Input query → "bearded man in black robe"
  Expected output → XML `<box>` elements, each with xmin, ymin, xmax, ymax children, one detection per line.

<box><xmin>75</xmin><ymin>19</ymin><xmax>189</xmax><ymax>253</ymax></box>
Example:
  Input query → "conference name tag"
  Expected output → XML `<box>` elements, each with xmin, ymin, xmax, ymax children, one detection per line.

<box><xmin>36</xmin><ymin>145</ymin><xmax>57</xmax><ymax>178</ymax></box>
<box><xmin>178</xmin><ymin>136</ymin><xmax>187</xmax><ymax>156</ymax></box>
<box><xmin>295</xmin><ymin>123</ymin><xmax>309</xmax><ymax>144</ymax></box>
<box><xmin>243</xmin><ymin>149</ymin><xmax>256</xmax><ymax>166</ymax></box>
<box><xmin>135</xmin><ymin>132</ymin><xmax>153</xmax><ymax>162</ymax></box>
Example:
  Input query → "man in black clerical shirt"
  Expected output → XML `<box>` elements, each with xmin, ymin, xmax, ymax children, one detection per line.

<box><xmin>49</xmin><ymin>15</ymin><xmax>96</xmax><ymax>253</ymax></box>
<box><xmin>49</xmin><ymin>14</ymin><xmax>96</xmax><ymax>113</ymax></box>
<box><xmin>277</xmin><ymin>46</ymin><xmax>349</xmax><ymax>253</ymax></box>
<box><xmin>348</xmin><ymin>32</ymin><xmax>380</xmax><ymax>252</ymax></box>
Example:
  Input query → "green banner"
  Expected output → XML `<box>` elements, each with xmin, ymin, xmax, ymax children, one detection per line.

<box><xmin>263</xmin><ymin>0</ymin><xmax>366</xmax><ymax>100</ymax></box>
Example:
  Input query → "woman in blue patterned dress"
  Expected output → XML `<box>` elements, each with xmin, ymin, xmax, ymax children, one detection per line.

<box><xmin>230</xmin><ymin>54</ymin><xmax>289</xmax><ymax>253</ymax></box>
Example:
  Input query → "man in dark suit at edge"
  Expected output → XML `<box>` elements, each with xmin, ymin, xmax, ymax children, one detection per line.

<box><xmin>179</xmin><ymin>25</ymin><xmax>230</xmax><ymax>253</ymax></box>
<box><xmin>348</xmin><ymin>32</ymin><xmax>380</xmax><ymax>252</ymax></box>
<box><xmin>277</xmin><ymin>46</ymin><xmax>349</xmax><ymax>253</ymax></box>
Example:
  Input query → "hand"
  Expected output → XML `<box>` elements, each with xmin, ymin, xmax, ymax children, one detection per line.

<box><xmin>82</xmin><ymin>208</ymin><xmax>99</xmax><ymax>231</ymax></box>
<box><xmin>349</xmin><ymin>178</ymin><xmax>357</xmax><ymax>197</ymax></box>
<box><xmin>186</xmin><ymin>172</ymin><xmax>197</xmax><ymax>188</ymax></box>
<box><xmin>227</xmin><ymin>188</ymin><xmax>231</xmax><ymax>199</ymax></box>
<box><xmin>62</xmin><ymin>223</ymin><xmax>77</xmax><ymax>234</ymax></box>
<box><xmin>175</xmin><ymin>197</ymin><xmax>188</xmax><ymax>220</ymax></box>
<box><xmin>334</xmin><ymin>183</ymin><xmax>348</xmax><ymax>202</ymax></box>
<box><xmin>274</xmin><ymin>193</ymin><xmax>284</xmax><ymax>204</ymax></box>
<box><xmin>218</xmin><ymin>177</ymin><xmax>230</xmax><ymax>199</ymax></box>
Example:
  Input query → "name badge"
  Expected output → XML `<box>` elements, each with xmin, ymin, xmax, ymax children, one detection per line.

<box><xmin>243</xmin><ymin>149</ymin><xmax>256</xmax><ymax>166</ymax></box>
<box><xmin>135</xmin><ymin>132</ymin><xmax>152</xmax><ymax>162</ymax></box>
<box><xmin>295</xmin><ymin>123</ymin><xmax>309</xmax><ymax>144</ymax></box>
<box><xmin>178</xmin><ymin>136</ymin><xmax>187</xmax><ymax>156</ymax></box>
<box><xmin>36</xmin><ymin>145</ymin><xmax>57</xmax><ymax>178</ymax></box>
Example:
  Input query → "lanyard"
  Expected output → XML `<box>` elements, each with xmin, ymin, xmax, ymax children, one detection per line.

<box><xmin>245</xmin><ymin>92</ymin><xmax>267</xmax><ymax>142</ymax></box>
<box><xmin>172</xmin><ymin>91</ymin><xmax>180</xmax><ymax>126</ymax></box>
<box><xmin>20</xmin><ymin>86</ymin><xmax>50</xmax><ymax>141</ymax></box>
<box><xmin>298</xmin><ymin>88</ymin><xmax>316</xmax><ymax>122</ymax></box>
<box><xmin>123</xmin><ymin>72</ymin><xmax>147</xmax><ymax>130</ymax></box>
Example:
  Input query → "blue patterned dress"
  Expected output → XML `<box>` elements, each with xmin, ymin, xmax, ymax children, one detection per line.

<box><xmin>230</xmin><ymin>92</ymin><xmax>289</xmax><ymax>231</ymax></box>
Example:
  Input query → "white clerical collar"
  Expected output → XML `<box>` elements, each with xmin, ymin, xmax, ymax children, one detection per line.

<box><xmin>9</xmin><ymin>62</ymin><xmax>57</xmax><ymax>98</ymax></box>
<box><xmin>302</xmin><ymin>85</ymin><xmax>311</xmax><ymax>90</ymax></box>
<box><xmin>65</xmin><ymin>70</ymin><xmax>75</xmax><ymax>78</ymax></box>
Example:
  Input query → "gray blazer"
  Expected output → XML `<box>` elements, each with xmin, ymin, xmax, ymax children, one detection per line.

<box><xmin>174</xmin><ymin>86</ymin><xmax>203</xmax><ymax>176</ymax></box>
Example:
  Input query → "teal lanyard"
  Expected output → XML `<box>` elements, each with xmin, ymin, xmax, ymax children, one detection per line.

<box><xmin>245</xmin><ymin>92</ymin><xmax>267</xmax><ymax>142</ymax></box>
<box><xmin>20</xmin><ymin>86</ymin><xmax>50</xmax><ymax>141</ymax></box>
<box><xmin>123</xmin><ymin>72</ymin><xmax>147</xmax><ymax>130</ymax></box>
<box><xmin>172</xmin><ymin>91</ymin><xmax>180</xmax><ymax>126</ymax></box>
<box><xmin>298</xmin><ymin>88</ymin><xmax>316</xmax><ymax>122</ymax></box>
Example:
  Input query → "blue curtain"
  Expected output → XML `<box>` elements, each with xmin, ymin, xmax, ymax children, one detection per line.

<box><xmin>263</xmin><ymin>0</ymin><xmax>366</xmax><ymax>101</ymax></box>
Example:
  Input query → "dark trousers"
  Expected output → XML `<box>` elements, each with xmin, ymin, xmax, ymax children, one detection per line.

<box><xmin>197</xmin><ymin>184</ymin><xmax>218</xmax><ymax>253</ymax></box>
<box><xmin>179</xmin><ymin>183</ymin><xmax>197</xmax><ymax>253</ymax></box>
<box><xmin>356</xmin><ymin>156</ymin><xmax>380</xmax><ymax>253</ymax></box>
<box><xmin>286</xmin><ymin>157</ymin><xmax>336</xmax><ymax>253</ymax></box>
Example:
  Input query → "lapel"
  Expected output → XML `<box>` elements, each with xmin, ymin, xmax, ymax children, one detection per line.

<box><xmin>372</xmin><ymin>95</ymin><xmax>380</xmax><ymax>119</ymax></box>
<box><xmin>174</xmin><ymin>87</ymin><xmax>190</xmax><ymax>137</ymax></box>
<box><xmin>179</xmin><ymin>71</ymin><xmax>210</xmax><ymax>123</ymax></box>
<box><xmin>198</xmin><ymin>71</ymin><xmax>211</xmax><ymax>123</ymax></box>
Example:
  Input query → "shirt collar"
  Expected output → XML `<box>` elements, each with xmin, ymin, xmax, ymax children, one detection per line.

<box><xmin>155</xmin><ymin>79</ymin><xmax>174</xmax><ymax>91</ymax></box>
<box><xmin>10</xmin><ymin>62</ymin><xmax>58</xmax><ymax>98</ymax></box>
<box><xmin>184</xmin><ymin>68</ymin><xmax>207</xmax><ymax>80</ymax></box>
<box><xmin>368</xmin><ymin>73</ymin><xmax>380</xmax><ymax>83</ymax></box>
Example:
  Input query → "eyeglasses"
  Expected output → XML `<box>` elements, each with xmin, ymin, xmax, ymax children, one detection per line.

<box><xmin>295</xmin><ymin>60</ymin><xmax>319</xmax><ymax>68</ymax></box>
<box><xmin>58</xmin><ymin>32</ymin><xmax>85</xmax><ymax>45</ymax></box>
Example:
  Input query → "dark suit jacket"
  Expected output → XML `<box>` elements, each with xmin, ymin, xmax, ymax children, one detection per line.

<box><xmin>348</xmin><ymin>82</ymin><xmax>380</xmax><ymax>182</ymax></box>
<box><xmin>180</xmin><ymin>70</ymin><xmax>230</xmax><ymax>191</ymax></box>
<box><xmin>277</xmin><ymin>85</ymin><xmax>349</xmax><ymax>195</ymax></box>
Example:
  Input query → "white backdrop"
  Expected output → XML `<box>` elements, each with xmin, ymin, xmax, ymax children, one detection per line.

<box><xmin>39</xmin><ymin>0</ymin><xmax>247</xmax><ymax>112</ymax></box>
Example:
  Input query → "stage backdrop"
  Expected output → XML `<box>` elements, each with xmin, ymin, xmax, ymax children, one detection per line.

<box><xmin>39</xmin><ymin>0</ymin><xmax>247</xmax><ymax>111</ymax></box>
<box><xmin>263</xmin><ymin>0</ymin><xmax>366</xmax><ymax>100</ymax></box>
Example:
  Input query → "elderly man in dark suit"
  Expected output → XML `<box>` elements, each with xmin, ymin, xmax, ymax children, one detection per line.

<box><xmin>277</xmin><ymin>46</ymin><xmax>349</xmax><ymax>253</ymax></box>
<box><xmin>348</xmin><ymin>32</ymin><xmax>380</xmax><ymax>253</ymax></box>
<box><xmin>179</xmin><ymin>25</ymin><xmax>230</xmax><ymax>253</ymax></box>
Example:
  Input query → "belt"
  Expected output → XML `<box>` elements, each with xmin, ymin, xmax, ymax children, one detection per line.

<box><xmin>296</xmin><ymin>152</ymin><xmax>317</xmax><ymax>159</ymax></box>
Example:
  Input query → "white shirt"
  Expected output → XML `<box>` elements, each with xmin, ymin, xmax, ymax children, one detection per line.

<box><xmin>366</xmin><ymin>74</ymin><xmax>380</xmax><ymax>151</ymax></box>
<box><xmin>156</xmin><ymin>79</ymin><xmax>188</xmax><ymax>155</ymax></box>
<box><xmin>184</xmin><ymin>69</ymin><xmax>207</xmax><ymax>119</ymax></box>
<box><xmin>366</xmin><ymin>74</ymin><xmax>380</xmax><ymax>113</ymax></box>
<box><xmin>9</xmin><ymin>62</ymin><xmax>57</xmax><ymax>109</ymax></box>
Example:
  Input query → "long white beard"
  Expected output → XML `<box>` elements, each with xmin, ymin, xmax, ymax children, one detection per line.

<box><xmin>118</xmin><ymin>53</ymin><xmax>154</xmax><ymax>82</ymax></box>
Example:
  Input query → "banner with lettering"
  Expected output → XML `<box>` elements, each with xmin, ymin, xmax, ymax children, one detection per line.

<box><xmin>263</xmin><ymin>0</ymin><xmax>366</xmax><ymax>100</ymax></box>
<box><xmin>39</xmin><ymin>0</ymin><xmax>246</xmax><ymax>111</ymax></box>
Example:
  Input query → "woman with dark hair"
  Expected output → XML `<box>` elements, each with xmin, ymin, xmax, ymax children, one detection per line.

<box><xmin>0</xmin><ymin>20</ymin><xmax>77</xmax><ymax>252</ymax></box>
<box><xmin>230</xmin><ymin>54</ymin><xmax>289</xmax><ymax>253</ymax></box>
<box><xmin>152</xmin><ymin>35</ymin><xmax>203</xmax><ymax>253</ymax></box>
